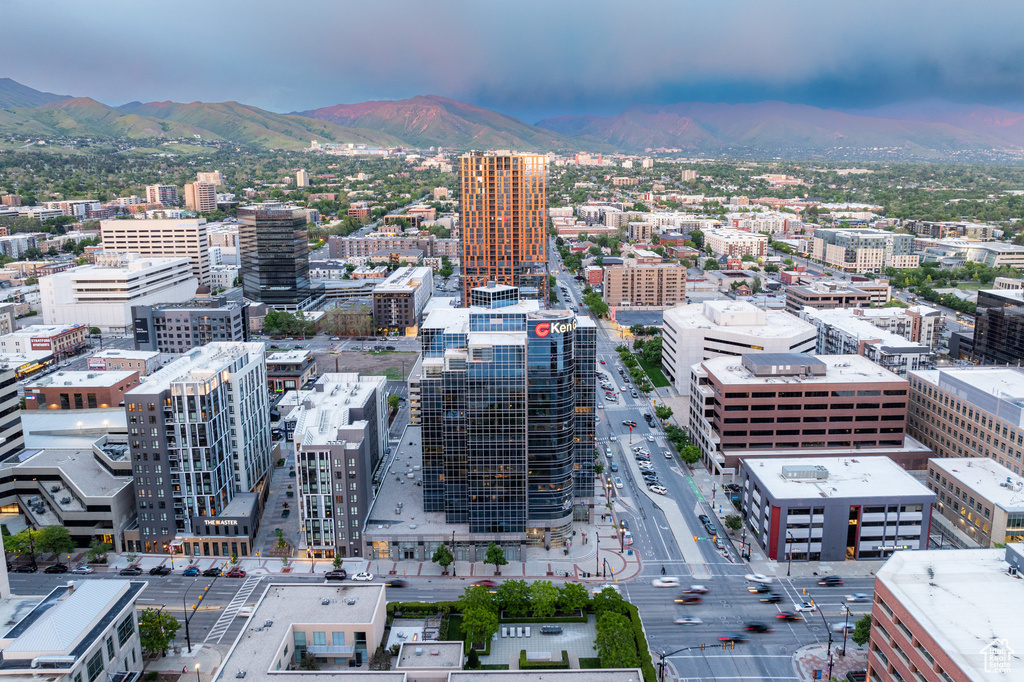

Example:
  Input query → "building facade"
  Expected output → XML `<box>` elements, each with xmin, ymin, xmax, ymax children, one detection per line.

<box><xmin>87</xmin><ymin>349</ymin><xmax>162</xmax><ymax>376</ymax></box>
<box><xmin>926</xmin><ymin>457</ymin><xmax>1024</xmax><ymax>548</ymax></box>
<box><xmin>972</xmin><ymin>288</ymin><xmax>1024</xmax><ymax>365</ymax></box>
<box><xmin>131</xmin><ymin>296</ymin><xmax>250</xmax><ymax>353</ymax></box>
<box><xmin>602</xmin><ymin>262</ymin><xmax>686</xmax><ymax>307</ymax></box>
<box><xmin>811</xmin><ymin>228</ymin><xmax>917</xmax><ymax>273</ymax></box>
<box><xmin>371</xmin><ymin>266</ymin><xmax>433</xmax><ymax>336</ymax></box>
<box><xmin>459</xmin><ymin>153</ymin><xmax>549</xmax><ymax>302</ymax></box>
<box><xmin>0</xmin><ymin>366</ymin><xmax>22</xmax><ymax>463</ymax></box>
<box><xmin>23</xmin><ymin>370</ymin><xmax>140</xmax><ymax>410</ymax></box>
<box><xmin>145</xmin><ymin>184</ymin><xmax>178</xmax><ymax>206</ymax></box>
<box><xmin>238</xmin><ymin>203</ymin><xmax>324</xmax><ymax>311</ymax></box>
<box><xmin>267</xmin><ymin>350</ymin><xmax>317</xmax><ymax>393</ymax></box>
<box><xmin>801</xmin><ymin>307</ymin><xmax>932</xmax><ymax>376</ymax></box>
<box><xmin>184</xmin><ymin>182</ymin><xmax>218</xmax><ymax>213</ymax></box>
<box><xmin>704</xmin><ymin>228</ymin><xmax>768</xmax><ymax>258</ymax></box>
<box><xmin>785</xmin><ymin>281</ymin><xmax>878</xmax><ymax>315</ymax></box>
<box><xmin>0</xmin><ymin>324</ymin><xmax>87</xmax><ymax>360</ymax></box>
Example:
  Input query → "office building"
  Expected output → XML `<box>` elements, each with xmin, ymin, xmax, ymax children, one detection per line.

<box><xmin>972</xmin><ymin>288</ymin><xmax>1024</xmax><ymax>365</ymax></box>
<box><xmin>785</xmin><ymin>280</ymin><xmax>881</xmax><ymax>315</ymax></box>
<box><xmin>371</xmin><ymin>266</ymin><xmax>433</xmax><ymax>335</ymax></box>
<box><xmin>145</xmin><ymin>184</ymin><xmax>178</xmax><ymax>207</ymax></box>
<box><xmin>867</xmin><ymin>546</ymin><xmax>1023</xmax><ymax>682</ymax></box>
<box><xmin>267</xmin><ymin>350</ymin><xmax>317</xmax><ymax>393</ymax></box>
<box><xmin>284</xmin><ymin>373</ymin><xmax>387</xmax><ymax>558</ymax></box>
<box><xmin>802</xmin><ymin>307</ymin><xmax>933</xmax><ymax>376</ymax></box>
<box><xmin>662</xmin><ymin>301</ymin><xmax>816</xmax><ymax>423</ymax></box>
<box><xmin>40</xmin><ymin>255</ymin><xmax>199</xmax><ymax>332</ymax></box>
<box><xmin>415</xmin><ymin>284</ymin><xmax>596</xmax><ymax>546</ymax></box>
<box><xmin>602</xmin><ymin>261</ymin><xmax>686</xmax><ymax>307</ymax></box>
<box><xmin>0</xmin><ymin>324</ymin><xmax>87</xmax><ymax>360</ymax></box>
<box><xmin>921</xmin><ymin>239</ymin><xmax>1024</xmax><ymax>269</ymax></box>
<box><xmin>184</xmin><ymin>181</ymin><xmax>218</xmax><ymax>213</ymax></box>
<box><xmin>122</xmin><ymin>343</ymin><xmax>271</xmax><ymax>555</ymax></box>
<box><xmin>703</xmin><ymin>228</ymin><xmax>768</xmax><ymax>258</ymax></box>
<box><xmin>740</xmin><ymin>456</ymin><xmax>933</xmax><ymax>562</ymax></box>
<box><xmin>131</xmin><ymin>296</ymin><xmax>250</xmax><ymax>353</ymax></box>
<box><xmin>0</xmin><ymin>366</ymin><xmax>22</xmax><ymax>464</ymax></box>
<box><xmin>238</xmin><ymin>203</ymin><xmax>324</xmax><ymax>311</ymax></box>
<box><xmin>810</xmin><ymin>228</ymin><xmax>918</xmax><ymax>272</ymax></box>
<box><xmin>459</xmin><ymin>152</ymin><xmax>549</xmax><ymax>302</ymax></box>
<box><xmin>87</xmin><ymin>349</ymin><xmax>161</xmax><ymax>376</ymax></box>
<box><xmin>296</xmin><ymin>169</ymin><xmax>309</xmax><ymax>187</ymax></box>
<box><xmin>0</xmin><ymin>579</ymin><xmax>145</xmax><ymax>681</ymax></box>
<box><xmin>690</xmin><ymin>353</ymin><xmax>918</xmax><ymax>474</ymax></box>
<box><xmin>196</xmin><ymin>170</ymin><xmax>223</xmax><ymax>185</ymax></box>
<box><xmin>328</xmin><ymin>234</ymin><xmax>460</xmax><ymax>259</ymax></box>
<box><xmin>23</xmin><ymin>370</ymin><xmax>140</xmax><ymax>411</ymax></box>
<box><xmin>907</xmin><ymin>367</ymin><xmax>1024</xmax><ymax>476</ymax></box>
<box><xmin>100</xmin><ymin>217</ymin><xmax>211</xmax><ymax>286</ymax></box>
<box><xmin>926</xmin><ymin>457</ymin><xmax>1024</xmax><ymax>548</ymax></box>
<box><xmin>0</xmin><ymin>303</ymin><xmax>14</xmax><ymax>336</ymax></box>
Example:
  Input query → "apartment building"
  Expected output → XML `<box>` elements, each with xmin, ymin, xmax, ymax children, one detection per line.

<box><xmin>0</xmin><ymin>303</ymin><xmax>13</xmax><ymax>336</ymax></box>
<box><xmin>704</xmin><ymin>228</ymin><xmax>769</xmax><ymax>258</ymax></box>
<box><xmin>131</xmin><ymin>296</ymin><xmax>250</xmax><ymax>353</ymax></box>
<box><xmin>907</xmin><ymin>367</ymin><xmax>1024</xmax><ymax>476</ymax></box>
<box><xmin>811</xmin><ymin>228</ymin><xmax>918</xmax><ymax>273</ymax></box>
<box><xmin>662</xmin><ymin>301</ymin><xmax>816</xmax><ymax>423</ymax></box>
<box><xmin>627</xmin><ymin>222</ymin><xmax>653</xmax><ymax>242</ymax></box>
<box><xmin>848</xmin><ymin>305</ymin><xmax>942</xmax><ymax>350</ymax></box>
<box><xmin>267</xmin><ymin>350</ymin><xmax>317</xmax><ymax>393</ymax></box>
<box><xmin>802</xmin><ymin>307</ymin><xmax>933</xmax><ymax>376</ymax></box>
<box><xmin>296</xmin><ymin>169</ymin><xmax>310</xmax><ymax>187</ymax></box>
<box><xmin>284</xmin><ymin>373</ymin><xmax>387</xmax><ymax>558</ymax></box>
<box><xmin>926</xmin><ymin>457</ymin><xmax>1024</xmax><ymax>548</ymax></box>
<box><xmin>196</xmin><ymin>170</ymin><xmax>224</xmax><ymax>185</ymax></box>
<box><xmin>40</xmin><ymin>255</ymin><xmax>199</xmax><ymax>332</ymax></box>
<box><xmin>602</xmin><ymin>261</ymin><xmax>686</xmax><ymax>307</ymax></box>
<box><xmin>23</xmin><ymin>370</ymin><xmax>140</xmax><ymax>410</ymax></box>
<box><xmin>868</xmin><ymin>546</ymin><xmax>1022</xmax><ymax>682</ymax></box>
<box><xmin>972</xmin><ymin>288</ymin><xmax>1024</xmax><ymax>365</ymax></box>
<box><xmin>122</xmin><ymin>343</ymin><xmax>271</xmax><ymax>555</ymax></box>
<box><xmin>690</xmin><ymin>353</ymin><xmax>917</xmax><ymax>474</ymax></box>
<box><xmin>0</xmin><ymin>366</ymin><xmax>21</xmax><ymax>463</ymax></box>
<box><xmin>371</xmin><ymin>266</ymin><xmax>433</xmax><ymax>335</ymax></box>
<box><xmin>100</xmin><ymin>217</ymin><xmax>211</xmax><ymax>286</ymax></box>
<box><xmin>87</xmin><ymin>349</ymin><xmax>162</xmax><ymax>375</ymax></box>
<box><xmin>0</xmin><ymin>323</ymin><xmax>88</xmax><ymax>360</ymax></box>
<box><xmin>740</xmin><ymin>456</ymin><xmax>933</xmax><ymax>562</ymax></box>
<box><xmin>184</xmin><ymin>181</ymin><xmax>218</xmax><ymax>212</ymax></box>
<box><xmin>785</xmin><ymin>281</ymin><xmax>878</xmax><ymax>315</ymax></box>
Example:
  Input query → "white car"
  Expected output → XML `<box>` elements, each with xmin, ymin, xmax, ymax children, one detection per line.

<box><xmin>745</xmin><ymin>573</ymin><xmax>773</xmax><ymax>585</ymax></box>
<box><xmin>664</xmin><ymin>451</ymin><xmax>673</xmax><ymax>459</ymax></box>
<box><xmin>846</xmin><ymin>593</ymin><xmax>871</xmax><ymax>603</ymax></box>
<box><xmin>638</xmin><ymin>462</ymin><xmax>653</xmax><ymax>470</ymax></box>
<box><xmin>597</xmin><ymin>403</ymin><xmax>604</xmax><ymax>409</ymax></box>
<box><xmin>352</xmin><ymin>572</ymin><xmax>374</xmax><ymax>581</ymax></box>
<box><xmin>794</xmin><ymin>601</ymin><xmax>817</xmax><ymax>612</ymax></box>
<box><xmin>647</xmin><ymin>435</ymin><xmax>655</xmax><ymax>442</ymax></box>
<box><xmin>614</xmin><ymin>477</ymin><xmax>624</xmax><ymax>489</ymax></box>
<box><xmin>832</xmin><ymin>622</ymin><xmax>853</xmax><ymax>633</ymax></box>
<box><xmin>609</xmin><ymin>435</ymin><xmax>617</xmax><ymax>442</ymax></box>
<box><xmin>71</xmin><ymin>565</ymin><xmax>94</xmax><ymax>575</ymax></box>
<box><xmin>673</xmin><ymin>616</ymin><xmax>702</xmax><ymax>625</ymax></box>
<box><xmin>652</xmin><ymin>576</ymin><xmax>680</xmax><ymax>588</ymax></box>
<box><xmin>649</xmin><ymin>485</ymin><xmax>667</xmax><ymax>495</ymax></box>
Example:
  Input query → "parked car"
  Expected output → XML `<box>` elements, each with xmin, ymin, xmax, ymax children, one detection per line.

<box><xmin>203</xmin><ymin>567</ymin><xmax>222</xmax><ymax>577</ymax></box>
<box><xmin>652</xmin><ymin>577</ymin><xmax>680</xmax><ymax>588</ymax></box>
<box><xmin>119</xmin><ymin>566</ymin><xmax>143</xmax><ymax>576</ymax></box>
<box><xmin>649</xmin><ymin>485</ymin><xmax>668</xmax><ymax>495</ymax></box>
<box><xmin>44</xmin><ymin>564</ymin><xmax>68</xmax><ymax>574</ymax></box>
<box><xmin>183</xmin><ymin>567</ymin><xmax>200</xmax><ymax>576</ymax></box>
<box><xmin>71</xmin><ymin>565</ymin><xmax>94</xmax><ymax>575</ymax></box>
<box><xmin>226</xmin><ymin>568</ymin><xmax>246</xmax><ymax>578</ymax></box>
<box><xmin>149</xmin><ymin>565</ymin><xmax>172</xmax><ymax>576</ymax></box>
<box><xmin>324</xmin><ymin>570</ymin><xmax>348</xmax><ymax>582</ymax></box>
<box><xmin>352</xmin><ymin>572</ymin><xmax>374</xmax><ymax>581</ymax></box>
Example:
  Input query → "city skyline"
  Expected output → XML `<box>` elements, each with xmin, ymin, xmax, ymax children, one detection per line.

<box><xmin>3</xmin><ymin>1</ymin><xmax>1024</xmax><ymax>121</ymax></box>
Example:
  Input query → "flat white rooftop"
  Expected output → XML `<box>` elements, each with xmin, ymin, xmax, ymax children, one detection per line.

<box><xmin>3</xmin><ymin>324</ymin><xmax>84</xmax><ymax>337</ymax></box>
<box><xmin>876</xmin><ymin>549</ymin><xmax>1022</xmax><ymax>682</ymax></box>
<box><xmin>266</xmin><ymin>350</ymin><xmax>312</xmax><ymax>364</ymax></box>
<box><xmin>702</xmin><ymin>353</ymin><xmax>905</xmax><ymax>386</ymax></box>
<box><xmin>25</xmin><ymin>370</ymin><xmax>136</xmax><ymax>389</ymax></box>
<box><xmin>744</xmin><ymin>455</ymin><xmax>932</xmax><ymax>500</ymax></box>
<box><xmin>664</xmin><ymin>301</ymin><xmax>815</xmax><ymax>338</ymax></box>
<box><xmin>287</xmin><ymin>373</ymin><xmax>384</xmax><ymax>447</ymax></box>
<box><xmin>91</xmin><ymin>349</ymin><xmax>160</xmax><ymax>361</ymax></box>
<box><xmin>912</xmin><ymin>367</ymin><xmax>1024</xmax><ymax>404</ymax></box>
<box><xmin>129</xmin><ymin>342</ymin><xmax>264</xmax><ymax>394</ymax></box>
<box><xmin>803</xmin><ymin>308</ymin><xmax>930</xmax><ymax>350</ymax></box>
<box><xmin>929</xmin><ymin>458</ymin><xmax>1024</xmax><ymax>512</ymax></box>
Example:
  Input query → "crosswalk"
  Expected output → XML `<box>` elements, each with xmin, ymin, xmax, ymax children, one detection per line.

<box><xmin>204</xmin><ymin>575</ymin><xmax>263</xmax><ymax>643</ymax></box>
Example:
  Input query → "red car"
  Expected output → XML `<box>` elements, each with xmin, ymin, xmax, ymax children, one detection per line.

<box><xmin>472</xmin><ymin>579</ymin><xmax>497</xmax><ymax>588</ymax></box>
<box><xmin>226</xmin><ymin>568</ymin><xmax>246</xmax><ymax>578</ymax></box>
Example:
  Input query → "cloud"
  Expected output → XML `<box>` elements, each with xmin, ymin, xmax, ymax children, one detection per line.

<box><xmin>3</xmin><ymin>0</ymin><xmax>1024</xmax><ymax>119</ymax></box>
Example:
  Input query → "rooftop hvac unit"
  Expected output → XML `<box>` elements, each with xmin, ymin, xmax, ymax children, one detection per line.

<box><xmin>781</xmin><ymin>465</ymin><xmax>829</xmax><ymax>480</ymax></box>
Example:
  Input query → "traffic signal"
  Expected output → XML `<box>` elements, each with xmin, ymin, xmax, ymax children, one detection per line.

<box><xmin>730</xmin><ymin>641</ymin><xmax>735</xmax><ymax>650</ymax></box>
<box><xmin>712</xmin><ymin>536</ymin><xmax>717</xmax><ymax>543</ymax></box>
<box><xmin>694</xmin><ymin>535</ymin><xmax>698</xmax><ymax>542</ymax></box>
<box><xmin>722</xmin><ymin>641</ymin><xmax>728</xmax><ymax>649</ymax></box>
<box><xmin>700</xmin><ymin>643</ymin><xmax>705</xmax><ymax>651</ymax></box>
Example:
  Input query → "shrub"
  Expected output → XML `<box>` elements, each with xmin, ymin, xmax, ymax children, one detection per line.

<box><xmin>519</xmin><ymin>649</ymin><xmax>570</xmax><ymax>670</ymax></box>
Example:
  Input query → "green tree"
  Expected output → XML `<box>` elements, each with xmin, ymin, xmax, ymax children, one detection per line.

<box><xmin>591</xmin><ymin>588</ymin><xmax>627</xmax><ymax>618</ymax></box>
<box><xmin>724</xmin><ymin>514</ymin><xmax>743</xmax><ymax>532</ymax></box>
<box><xmin>680</xmin><ymin>446</ymin><xmax>702</xmax><ymax>465</ymax></box>
<box><xmin>494</xmin><ymin>579</ymin><xmax>531</xmax><ymax>618</ymax></box>
<box><xmin>557</xmin><ymin>582</ymin><xmax>590</xmax><ymax>613</ymax></box>
<box><xmin>751</xmin><ymin>277</ymin><xmax>762</xmax><ymax>295</ymax></box>
<box><xmin>88</xmin><ymin>326</ymin><xmax>101</xmax><ymax>336</ymax></box>
<box><xmin>689</xmin><ymin>229</ymin><xmax>704</xmax><ymax>249</ymax></box>
<box><xmin>431</xmin><ymin>544</ymin><xmax>454</xmax><ymax>574</ymax></box>
<box><xmin>461</xmin><ymin>607</ymin><xmax>499</xmax><ymax>647</ymax></box>
<box><xmin>851</xmin><ymin>614</ymin><xmax>872</xmax><ymax>646</ymax></box>
<box><xmin>458</xmin><ymin>585</ymin><xmax>496</xmax><ymax>614</ymax></box>
<box><xmin>138</xmin><ymin>608</ymin><xmax>181</xmax><ymax>656</ymax></box>
<box><xmin>528</xmin><ymin>580</ymin><xmax>558</xmax><ymax>619</ymax></box>
<box><xmin>641</xmin><ymin>336</ymin><xmax>663</xmax><ymax>366</ymax></box>
<box><xmin>704</xmin><ymin>258</ymin><xmax>720</xmax><ymax>270</ymax></box>
<box><xmin>654</xmin><ymin>405</ymin><xmax>673</xmax><ymax>421</ymax></box>
<box><xmin>36</xmin><ymin>526</ymin><xmax>75</xmax><ymax>556</ymax></box>
<box><xmin>5</xmin><ymin>529</ymin><xmax>37</xmax><ymax>564</ymax></box>
<box><xmin>465</xmin><ymin>647</ymin><xmax>480</xmax><ymax>669</ymax></box>
<box><xmin>594</xmin><ymin>611</ymin><xmax>639</xmax><ymax>668</ymax></box>
<box><xmin>333</xmin><ymin>555</ymin><xmax>343</xmax><ymax>570</ymax></box>
<box><xmin>84</xmin><ymin>539</ymin><xmax>112</xmax><ymax>563</ymax></box>
<box><xmin>388</xmin><ymin>394</ymin><xmax>400</xmax><ymax>412</ymax></box>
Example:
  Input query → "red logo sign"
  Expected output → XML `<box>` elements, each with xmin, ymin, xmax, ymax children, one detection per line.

<box><xmin>535</xmin><ymin>322</ymin><xmax>551</xmax><ymax>337</ymax></box>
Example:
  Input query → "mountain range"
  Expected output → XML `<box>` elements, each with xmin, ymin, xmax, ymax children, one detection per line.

<box><xmin>4</xmin><ymin>78</ymin><xmax>1024</xmax><ymax>159</ymax></box>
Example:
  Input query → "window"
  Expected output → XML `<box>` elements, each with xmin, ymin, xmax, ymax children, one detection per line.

<box><xmin>106</xmin><ymin>636</ymin><xmax>115</xmax><ymax>659</ymax></box>
<box><xmin>313</xmin><ymin>631</ymin><xmax>326</xmax><ymax>646</ymax></box>
<box><xmin>117</xmin><ymin>615</ymin><xmax>134</xmax><ymax>646</ymax></box>
<box><xmin>86</xmin><ymin>650</ymin><xmax>104</xmax><ymax>682</ymax></box>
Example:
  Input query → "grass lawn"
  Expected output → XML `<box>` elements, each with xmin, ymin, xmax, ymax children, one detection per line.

<box><xmin>637</xmin><ymin>358</ymin><xmax>671</xmax><ymax>388</ymax></box>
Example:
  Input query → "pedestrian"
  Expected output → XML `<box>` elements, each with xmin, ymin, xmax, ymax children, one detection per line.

<box><xmin>661</xmin><ymin>565</ymin><xmax>666</xmax><ymax>575</ymax></box>
<box><xmin>183</xmin><ymin>666</ymin><xmax>187</xmax><ymax>674</ymax></box>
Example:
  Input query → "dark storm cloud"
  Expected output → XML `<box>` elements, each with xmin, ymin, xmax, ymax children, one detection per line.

<box><xmin>3</xmin><ymin>0</ymin><xmax>1024</xmax><ymax>118</ymax></box>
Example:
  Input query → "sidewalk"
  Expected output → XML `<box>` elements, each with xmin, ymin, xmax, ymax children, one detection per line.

<box><xmin>144</xmin><ymin>644</ymin><xmax>222</xmax><ymax>682</ymax></box>
<box><xmin>792</xmin><ymin>642</ymin><xmax>868</xmax><ymax>682</ymax></box>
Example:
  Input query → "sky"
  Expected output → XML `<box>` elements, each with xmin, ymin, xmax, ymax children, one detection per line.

<box><xmin>5</xmin><ymin>0</ymin><xmax>1024</xmax><ymax>122</ymax></box>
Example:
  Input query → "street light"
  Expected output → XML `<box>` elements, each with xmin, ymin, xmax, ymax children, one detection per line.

<box><xmin>451</xmin><ymin>530</ymin><xmax>456</xmax><ymax>577</ymax></box>
<box><xmin>195</xmin><ymin>663</ymin><xmax>201</xmax><ymax>682</ymax></box>
<box><xmin>841</xmin><ymin>604</ymin><xmax>851</xmax><ymax>656</ymax></box>
<box><xmin>595</xmin><ymin>531</ymin><xmax>600</xmax><ymax>577</ymax></box>
<box><xmin>182</xmin><ymin>579</ymin><xmax>199</xmax><ymax>653</ymax></box>
<box><xmin>812</xmin><ymin>592</ymin><xmax>835</xmax><ymax>681</ymax></box>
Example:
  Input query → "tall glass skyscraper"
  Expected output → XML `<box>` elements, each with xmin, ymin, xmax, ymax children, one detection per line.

<box><xmin>238</xmin><ymin>203</ymin><xmax>324</xmax><ymax>311</ymax></box>
<box><xmin>419</xmin><ymin>285</ymin><xmax>595</xmax><ymax>544</ymax></box>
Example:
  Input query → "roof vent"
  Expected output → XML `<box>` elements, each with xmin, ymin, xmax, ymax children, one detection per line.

<box><xmin>321</xmin><ymin>598</ymin><xmax>330</xmax><ymax>605</ymax></box>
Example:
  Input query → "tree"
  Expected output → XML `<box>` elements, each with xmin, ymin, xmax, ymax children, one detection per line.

<box><xmin>388</xmin><ymin>394</ymin><xmax>400</xmax><ymax>412</ymax></box>
<box><xmin>485</xmin><ymin>542</ymin><xmax>507</xmax><ymax>575</ymax></box>
<box><xmin>36</xmin><ymin>526</ymin><xmax>75</xmax><ymax>557</ymax></box>
<box><xmin>594</xmin><ymin>611</ymin><xmax>639</xmax><ymax>668</ymax></box>
<box><xmin>851</xmin><ymin>614</ymin><xmax>872</xmax><ymax>646</ymax></box>
<box><xmin>654</xmin><ymin>405</ymin><xmax>673</xmax><ymax>421</ymax></box>
<box><xmin>138</xmin><ymin>608</ymin><xmax>181</xmax><ymax>656</ymax></box>
<box><xmin>591</xmin><ymin>587</ymin><xmax>626</xmax><ymax>618</ymax></box>
<box><xmin>724</xmin><ymin>514</ymin><xmax>743</xmax><ymax>532</ymax></box>
<box><xmin>333</xmin><ymin>555</ymin><xmax>343</xmax><ymax>570</ymax></box>
<box><xmin>5</xmin><ymin>529</ymin><xmax>37</xmax><ymax>564</ymax></box>
<box><xmin>465</xmin><ymin>647</ymin><xmax>480</xmax><ymax>669</ymax></box>
<box><xmin>88</xmin><ymin>326</ymin><xmax>101</xmax><ymax>336</ymax></box>
<box><xmin>689</xmin><ymin>229</ymin><xmax>704</xmax><ymax>249</ymax></box>
<box><xmin>299</xmin><ymin>652</ymin><xmax>321</xmax><ymax>670</ymax></box>
<box><xmin>680</xmin><ymin>446</ymin><xmax>702</xmax><ymax>465</ymax></box>
<box><xmin>461</xmin><ymin>607</ymin><xmax>499</xmax><ymax>648</ymax></box>
<box><xmin>84</xmin><ymin>539</ymin><xmax>111</xmax><ymax>563</ymax></box>
<box><xmin>751</xmin><ymin>277</ymin><xmax>762</xmax><ymax>295</ymax></box>
<box><xmin>494</xmin><ymin>579</ymin><xmax>531</xmax><ymax>618</ymax></box>
<box><xmin>431</xmin><ymin>544</ymin><xmax>454</xmax><ymax>574</ymax></box>
<box><xmin>458</xmin><ymin>585</ymin><xmax>496</xmax><ymax>614</ymax></box>
<box><xmin>703</xmin><ymin>258</ymin><xmax>720</xmax><ymax>270</ymax></box>
<box><xmin>528</xmin><ymin>580</ymin><xmax>558</xmax><ymax>619</ymax></box>
<box><xmin>641</xmin><ymin>336</ymin><xmax>663</xmax><ymax>366</ymax></box>
<box><xmin>557</xmin><ymin>582</ymin><xmax>590</xmax><ymax>613</ymax></box>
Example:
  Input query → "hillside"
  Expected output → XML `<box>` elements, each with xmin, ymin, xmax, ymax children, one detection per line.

<box><xmin>0</xmin><ymin>78</ymin><xmax>70</xmax><ymax>108</ymax></box>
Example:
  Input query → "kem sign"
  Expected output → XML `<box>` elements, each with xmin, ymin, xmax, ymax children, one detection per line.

<box><xmin>532</xmin><ymin>319</ymin><xmax>577</xmax><ymax>337</ymax></box>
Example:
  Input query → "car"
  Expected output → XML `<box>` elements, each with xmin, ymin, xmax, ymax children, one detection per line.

<box><xmin>673</xmin><ymin>617</ymin><xmax>702</xmax><ymax>625</ymax></box>
<box><xmin>745</xmin><ymin>622</ymin><xmax>774</xmax><ymax>633</ymax></box>
<box><xmin>471</xmin><ymin>579</ymin><xmax>496</xmax><ymax>588</ymax></box>
<box><xmin>226</xmin><ymin>568</ymin><xmax>246</xmax><ymax>578</ymax></box>
<box><xmin>203</xmin><ymin>567</ymin><xmax>222</xmax><ymax>577</ymax></box>
<box><xmin>281</xmin><ymin>509</ymin><xmax>290</xmax><ymax>517</ymax></box>
<box><xmin>539</xmin><ymin>625</ymin><xmax>564</xmax><ymax>634</ymax></box>
<box><xmin>748</xmin><ymin>583</ymin><xmax>771</xmax><ymax>593</ymax></box>
<box><xmin>605</xmin><ymin>390</ymin><xmax>616</xmax><ymax>395</ymax></box>
<box><xmin>13</xmin><ymin>564</ymin><xmax>37</xmax><ymax>573</ymax></box>
<box><xmin>685</xmin><ymin>585</ymin><xmax>709</xmax><ymax>594</ymax></box>
<box><xmin>593</xmin><ymin>584</ymin><xmax>621</xmax><ymax>595</ymax></box>
<box><xmin>745</xmin><ymin>573</ymin><xmax>773</xmax><ymax>585</ymax></box>
<box><xmin>819</xmin><ymin>576</ymin><xmax>844</xmax><ymax>586</ymax></box>
<box><xmin>776</xmin><ymin>611</ymin><xmax>803</xmax><ymax>621</ymax></box>
<box><xmin>609</xmin><ymin>463</ymin><xmax>619</xmax><ymax>472</ymax></box>
<box><xmin>652</xmin><ymin>577</ymin><xmax>680</xmax><ymax>588</ymax></box>
<box><xmin>614</xmin><ymin>477</ymin><xmax>623</xmax><ymax>489</ymax></box>
<box><xmin>833</xmin><ymin>622</ymin><xmax>853</xmax><ymax>633</ymax></box>
<box><xmin>674</xmin><ymin>595</ymin><xmax>702</xmax><ymax>604</ymax></box>
<box><xmin>718</xmin><ymin>633</ymin><xmax>748</xmax><ymax>644</ymax></box>
<box><xmin>149</xmin><ymin>565</ymin><xmax>172</xmax><ymax>576</ymax></box>
<box><xmin>638</xmin><ymin>463</ymin><xmax>653</xmax><ymax>470</ymax></box>
<box><xmin>609</xmin><ymin>434</ymin><xmax>616</xmax><ymax>441</ymax></box>
<box><xmin>622</xmin><ymin>420</ymin><xmax>632</xmax><ymax>426</ymax></box>
<box><xmin>646</xmin><ymin>435</ymin><xmax>655</xmax><ymax>442</ymax></box>
<box><xmin>597</xmin><ymin>403</ymin><xmax>604</xmax><ymax>410</ymax></box>
<box><xmin>649</xmin><ymin>485</ymin><xmax>668</xmax><ymax>495</ymax></box>
<box><xmin>352</xmin><ymin>572</ymin><xmax>374</xmax><ymax>581</ymax></box>
<box><xmin>44</xmin><ymin>564</ymin><xmax>68</xmax><ymax>574</ymax></box>
<box><xmin>631</xmin><ymin>391</ymin><xmax>638</xmax><ymax>398</ymax></box>
<box><xmin>119</xmin><ymin>566</ymin><xmax>143</xmax><ymax>576</ymax></box>
<box><xmin>386</xmin><ymin>578</ymin><xmax>408</xmax><ymax>588</ymax></box>
<box><xmin>794</xmin><ymin>601</ymin><xmax>818</xmax><ymax>612</ymax></box>
<box><xmin>71</xmin><ymin>565</ymin><xmax>94</xmax><ymax>575</ymax></box>
<box><xmin>325</xmin><ymin>570</ymin><xmax>348</xmax><ymax>581</ymax></box>
<box><xmin>698</xmin><ymin>514</ymin><xmax>710</xmax><ymax>524</ymax></box>
<box><xmin>599</xmin><ymin>360</ymin><xmax>606</xmax><ymax>364</ymax></box>
<box><xmin>724</xmin><ymin>482</ymin><xmax>741</xmax><ymax>492</ymax></box>
<box><xmin>664</xmin><ymin>451</ymin><xmax>673</xmax><ymax>459</ymax></box>
<box><xmin>760</xmin><ymin>593</ymin><xmax>784</xmax><ymax>603</ymax></box>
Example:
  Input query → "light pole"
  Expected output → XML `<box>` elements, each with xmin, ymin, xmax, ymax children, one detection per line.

<box><xmin>595</xmin><ymin>531</ymin><xmax>600</xmax><ymax>577</ymax></box>
<box><xmin>841</xmin><ymin>604</ymin><xmax>851</xmax><ymax>655</ymax></box>
<box><xmin>786</xmin><ymin>532</ymin><xmax>794</xmax><ymax>577</ymax></box>
<box><xmin>451</xmin><ymin>530</ymin><xmax>456</xmax><ymax>577</ymax></box>
<box><xmin>182</xmin><ymin>579</ymin><xmax>198</xmax><ymax>653</ymax></box>
<box><xmin>812</xmin><ymin>593</ymin><xmax>835</xmax><ymax>681</ymax></box>
<box><xmin>195</xmin><ymin>663</ymin><xmax>201</xmax><ymax>682</ymax></box>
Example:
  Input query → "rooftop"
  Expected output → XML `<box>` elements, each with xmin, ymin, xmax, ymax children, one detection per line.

<box><xmin>929</xmin><ymin>458</ymin><xmax>1024</xmax><ymax>512</ymax></box>
<box><xmin>395</xmin><ymin>641</ymin><xmax>463</xmax><ymax>670</ymax></box>
<box><xmin>25</xmin><ymin>370</ymin><xmax>137</xmax><ymax>389</ymax></box>
<box><xmin>448</xmin><ymin>673</ymin><xmax>644</xmax><ymax>682</ymax></box>
<box><xmin>911</xmin><ymin>367</ymin><xmax>1024</xmax><ymax>418</ymax></box>
<box><xmin>702</xmin><ymin>353</ymin><xmax>905</xmax><ymax>386</ymax></box>
<box><xmin>663</xmin><ymin>301</ymin><xmax>815</xmax><ymax>338</ymax></box>
<box><xmin>0</xmin><ymin>447</ymin><xmax>132</xmax><ymax>499</ymax></box>
<box><xmin>803</xmin><ymin>307</ymin><xmax>932</xmax><ymax>352</ymax></box>
<box><xmin>20</xmin><ymin>408</ymin><xmax>127</xmax><ymax>449</ymax></box>
<box><xmin>128</xmin><ymin>342</ymin><xmax>264</xmax><ymax>394</ymax></box>
<box><xmin>287</xmin><ymin>373</ymin><xmax>386</xmax><ymax>448</ymax></box>
<box><xmin>2</xmin><ymin>324</ymin><xmax>85</xmax><ymax>337</ymax></box>
<box><xmin>876</xmin><ymin>548</ymin><xmax>1023</xmax><ymax>681</ymax></box>
<box><xmin>744</xmin><ymin>455</ymin><xmax>933</xmax><ymax>500</ymax></box>
<box><xmin>90</xmin><ymin>349</ymin><xmax>160</xmax><ymax>361</ymax></box>
<box><xmin>373</xmin><ymin>266</ymin><xmax>432</xmax><ymax>293</ymax></box>
<box><xmin>266</xmin><ymin>350</ymin><xmax>313</xmax><ymax>365</ymax></box>
<box><xmin>0</xmin><ymin>350</ymin><xmax>58</xmax><ymax>369</ymax></box>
